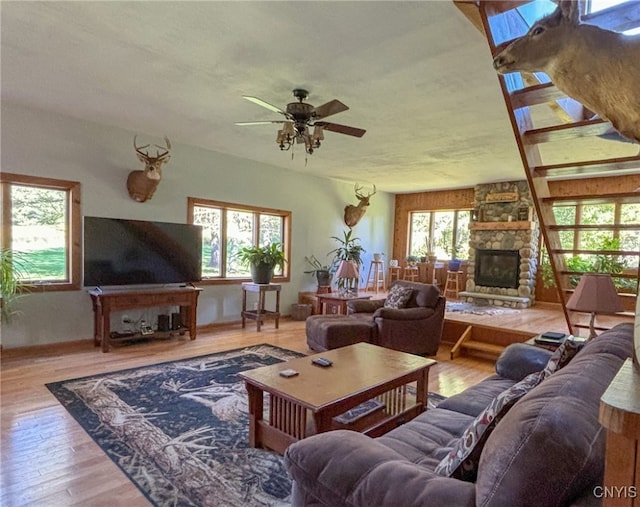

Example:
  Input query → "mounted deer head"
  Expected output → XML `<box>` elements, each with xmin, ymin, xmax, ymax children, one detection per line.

<box><xmin>126</xmin><ymin>135</ymin><xmax>172</xmax><ymax>202</ymax></box>
<box><xmin>493</xmin><ymin>0</ymin><xmax>640</xmax><ymax>144</ymax></box>
<box><xmin>344</xmin><ymin>183</ymin><xmax>376</xmax><ymax>228</ymax></box>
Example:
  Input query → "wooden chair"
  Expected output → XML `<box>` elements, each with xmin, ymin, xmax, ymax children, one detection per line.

<box><xmin>444</xmin><ymin>270</ymin><xmax>462</xmax><ymax>299</ymax></box>
<box><xmin>403</xmin><ymin>266</ymin><xmax>419</xmax><ymax>282</ymax></box>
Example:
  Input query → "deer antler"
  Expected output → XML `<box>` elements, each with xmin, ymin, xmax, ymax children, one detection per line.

<box><xmin>153</xmin><ymin>137</ymin><xmax>172</xmax><ymax>159</ymax></box>
<box><xmin>133</xmin><ymin>135</ymin><xmax>151</xmax><ymax>156</ymax></box>
<box><xmin>355</xmin><ymin>183</ymin><xmax>376</xmax><ymax>200</ymax></box>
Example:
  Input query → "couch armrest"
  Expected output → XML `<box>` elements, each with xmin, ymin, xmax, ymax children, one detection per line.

<box><xmin>495</xmin><ymin>343</ymin><xmax>553</xmax><ymax>381</ymax></box>
<box><xmin>285</xmin><ymin>430</ymin><xmax>475</xmax><ymax>507</ymax></box>
<box><xmin>373</xmin><ymin>306</ymin><xmax>432</xmax><ymax>320</ymax></box>
<box><xmin>347</xmin><ymin>299</ymin><xmax>384</xmax><ymax>314</ymax></box>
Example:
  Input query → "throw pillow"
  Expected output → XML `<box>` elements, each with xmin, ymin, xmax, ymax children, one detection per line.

<box><xmin>384</xmin><ymin>285</ymin><xmax>413</xmax><ymax>309</ymax></box>
<box><xmin>542</xmin><ymin>338</ymin><xmax>585</xmax><ymax>378</ymax></box>
<box><xmin>434</xmin><ymin>370</ymin><xmax>545</xmax><ymax>482</ymax></box>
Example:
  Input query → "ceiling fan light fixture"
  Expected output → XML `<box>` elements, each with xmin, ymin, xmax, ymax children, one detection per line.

<box><xmin>241</xmin><ymin>89</ymin><xmax>365</xmax><ymax>158</ymax></box>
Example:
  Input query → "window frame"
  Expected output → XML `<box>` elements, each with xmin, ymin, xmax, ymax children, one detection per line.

<box><xmin>187</xmin><ymin>197</ymin><xmax>291</xmax><ymax>285</ymax></box>
<box><xmin>1</xmin><ymin>172</ymin><xmax>81</xmax><ymax>291</ymax></box>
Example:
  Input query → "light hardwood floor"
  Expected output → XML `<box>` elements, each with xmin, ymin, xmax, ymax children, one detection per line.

<box><xmin>1</xmin><ymin>318</ymin><xmax>497</xmax><ymax>507</ymax></box>
<box><xmin>2</xmin><ymin>303</ymin><xmax>632</xmax><ymax>507</ymax></box>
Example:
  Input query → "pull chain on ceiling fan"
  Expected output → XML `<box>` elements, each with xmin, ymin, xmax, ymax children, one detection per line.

<box><xmin>236</xmin><ymin>88</ymin><xmax>366</xmax><ymax>157</ymax></box>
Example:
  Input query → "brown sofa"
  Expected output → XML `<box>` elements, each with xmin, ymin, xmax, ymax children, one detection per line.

<box><xmin>285</xmin><ymin>322</ymin><xmax>634</xmax><ymax>507</ymax></box>
<box><xmin>305</xmin><ymin>280</ymin><xmax>445</xmax><ymax>356</ymax></box>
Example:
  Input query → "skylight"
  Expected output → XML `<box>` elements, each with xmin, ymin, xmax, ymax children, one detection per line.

<box><xmin>588</xmin><ymin>0</ymin><xmax>628</xmax><ymax>14</ymax></box>
<box><xmin>587</xmin><ymin>0</ymin><xmax>640</xmax><ymax>34</ymax></box>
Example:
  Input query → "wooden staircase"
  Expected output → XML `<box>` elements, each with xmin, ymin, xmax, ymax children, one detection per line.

<box><xmin>453</xmin><ymin>0</ymin><xmax>640</xmax><ymax>342</ymax></box>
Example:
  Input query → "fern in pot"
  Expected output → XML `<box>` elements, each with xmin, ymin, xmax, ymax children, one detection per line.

<box><xmin>238</xmin><ymin>243</ymin><xmax>286</xmax><ymax>284</ymax></box>
<box><xmin>1</xmin><ymin>248</ymin><xmax>29</xmax><ymax>323</ymax></box>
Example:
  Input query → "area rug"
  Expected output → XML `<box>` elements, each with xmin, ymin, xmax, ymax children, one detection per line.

<box><xmin>445</xmin><ymin>301</ymin><xmax>520</xmax><ymax>315</ymax></box>
<box><xmin>47</xmin><ymin>344</ymin><xmax>447</xmax><ymax>507</ymax></box>
<box><xmin>46</xmin><ymin>344</ymin><xmax>304</xmax><ymax>507</ymax></box>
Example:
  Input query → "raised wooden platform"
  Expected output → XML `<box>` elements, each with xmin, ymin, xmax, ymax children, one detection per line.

<box><xmin>443</xmin><ymin>301</ymin><xmax>633</xmax><ymax>360</ymax></box>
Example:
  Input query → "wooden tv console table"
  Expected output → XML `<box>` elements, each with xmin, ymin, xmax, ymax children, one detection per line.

<box><xmin>89</xmin><ymin>286</ymin><xmax>202</xmax><ymax>352</ymax></box>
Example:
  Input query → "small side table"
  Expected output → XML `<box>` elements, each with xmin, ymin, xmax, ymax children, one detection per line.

<box><xmin>241</xmin><ymin>283</ymin><xmax>281</xmax><ymax>332</ymax></box>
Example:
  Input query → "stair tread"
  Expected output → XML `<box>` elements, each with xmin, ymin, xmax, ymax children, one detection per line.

<box><xmin>460</xmin><ymin>340</ymin><xmax>505</xmax><ymax>353</ymax></box>
<box><xmin>523</xmin><ymin>118</ymin><xmax>611</xmax><ymax>144</ymax></box>
<box><xmin>533</xmin><ymin>155</ymin><xmax>640</xmax><ymax>178</ymax></box>
<box><xmin>510</xmin><ymin>82</ymin><xmax>564</xmax><ymax>109</ymax></box>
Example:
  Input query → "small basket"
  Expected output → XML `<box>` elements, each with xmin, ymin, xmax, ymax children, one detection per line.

<box><xmin>291</xmin><ymin>304</ymin><xmax>312</xmax><ymax>321</ymax></box>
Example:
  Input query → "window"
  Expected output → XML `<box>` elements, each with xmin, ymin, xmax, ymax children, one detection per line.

<box><xmin>1</xmin><ymin>173</ymin><xmax>81</xmax><ymax>290</ymax></box>
<box><xmin>409</xmin><ymin>210</ymin><xmax>471</xmax><ymax>260</ymax></box>
<box><xmin>549</xmin><ymin>200</ymin><xmax>640</xmax><ymax>293</ymax></box>
<box><xmin>188</xmin><ymin>197</ymin><xmax>291</xmax><ymax>283</ymax></box>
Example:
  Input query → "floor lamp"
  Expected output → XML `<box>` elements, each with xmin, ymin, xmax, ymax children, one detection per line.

<box><xmin>566</xmin><ymin>273</ymin><xmax>623</xmax><ymax>340</ymax></box>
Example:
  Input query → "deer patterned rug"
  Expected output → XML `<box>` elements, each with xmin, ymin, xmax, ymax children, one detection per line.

<box><xmin>46</xmin><ymin>344</ymin><xmax>305</xmax><ymax>507</ymax></box>
<box><xmin>445</xmin><ymin>301</ymin><xmax>521</xmax><ymax>315</ymax></box>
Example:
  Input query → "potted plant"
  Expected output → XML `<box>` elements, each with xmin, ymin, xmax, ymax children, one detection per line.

<box><xmin>238</xmin><ymin>242</ymin><xmax>286</xmax><ymax>284</ymax></box>
<box><xmin>1</xmin><ymin>248</ymin><xmax>29</xmax><ymax>323</ymax></box>
<box><xmin>406</xmin><ymin>255</ymin><xmax>419</xmax><ymax>266</ymax></box>
<box><xmin>304</xmin><ymin>255</ymin><xmax>332</xmax><ymax>287</ymax></box>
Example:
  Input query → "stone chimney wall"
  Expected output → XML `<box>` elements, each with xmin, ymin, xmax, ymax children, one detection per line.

<box><xmin>463</xmin><ymin>181</ymin><xmax>539</xmax><ymax>309</ymax></box>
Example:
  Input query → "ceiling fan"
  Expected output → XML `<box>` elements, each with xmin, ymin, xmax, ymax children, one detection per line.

<box><xmin>236</xmin><ymin>88</ymin><xmax>366</xmax><ymax>155</ymax></box>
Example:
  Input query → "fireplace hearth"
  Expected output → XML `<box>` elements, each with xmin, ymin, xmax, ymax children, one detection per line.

<box><xmin>475</xmin><ymin>249</ymin><xmax>520</xmax><ymax>289</ymax></box>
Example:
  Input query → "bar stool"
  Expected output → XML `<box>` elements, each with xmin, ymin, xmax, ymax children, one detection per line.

<box><xmin>403</xmin><ymin>265</ymin><xmax>419</xmax><ymax>282</ymax></box>
<box><xmin>388</xmin><ymin>265</ymin><xmax>401</xmax><ymax>285</ymax></box>
<box><xmin>444</xmin><ymin>270</ymin><xmax>462</xmax><ymax>299</ymax></box>
<box><xmin>365</xmin><ymin>260</ymin><xmax>385</xmax><ymax>293</ymax></box>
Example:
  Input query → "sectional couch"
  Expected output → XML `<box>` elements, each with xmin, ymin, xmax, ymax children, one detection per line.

<box><xmin>285</xmin><ymin>322</ymin><xmax>634</xmax><ymax>507</ymax></box>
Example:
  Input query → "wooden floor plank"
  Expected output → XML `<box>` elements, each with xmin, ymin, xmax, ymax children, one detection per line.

<box><xmin>1</xmin><ymin>305</ymin><xmax>628</xmax><ymax>506</ymax></box>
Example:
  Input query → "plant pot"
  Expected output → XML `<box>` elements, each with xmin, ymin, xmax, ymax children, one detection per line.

<box><xmin>315</xmin><ymin>270</ymin><xmax>332</xmax><ymax>287</ymax></box>
<box><xmin>448</xmin><ymin>260</ymin><xmax>461</xmax><ymax>272</ymax></box>
<box><xmin>250</xmin><ymin>263</ymin><xmax>274</xmax><ymax>284</ymax></box>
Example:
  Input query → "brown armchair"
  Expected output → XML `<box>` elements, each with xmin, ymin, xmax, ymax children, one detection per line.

<box><xmin>347</xmin><ymin>280</ymin><xmax>445</xmax><ymax>356</ymax></box>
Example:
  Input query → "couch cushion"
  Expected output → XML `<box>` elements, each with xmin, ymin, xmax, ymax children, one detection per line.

<box><xmin>415</xmin><ymin>285</ymin><xmax>440</xmax><ymax>308</ymax></box>
<box><xmin>384</xmin><ymin>284</ymin><xmax>413</xmax><ymax>309</ymax></box>
<box><xmin>434</xmin><ymin>370</ymin><xmax>545</xmax><ymax>481</ymax></box>
<box><xmin>437</xmin><ymin>375</ymin><xmax>517</xmax><ymax>418</ymax></box>
<box><xmin>376</xmin><ymin>407</ymin><xmax>476</xmax><ymax>468</ymax></box>
<box><xmin>495</xmin><ymin>343</ymin><xmax>553</xmax><ymax>381</ymax></box>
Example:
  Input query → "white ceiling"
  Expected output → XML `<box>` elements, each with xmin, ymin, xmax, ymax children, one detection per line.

<box><xmin>2</xmin><ymin>1</ymin><xmax>635</xmax><ymax>193</ymax></box>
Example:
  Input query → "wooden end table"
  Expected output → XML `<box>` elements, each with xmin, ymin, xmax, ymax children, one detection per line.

<box><xmin>238</xmin><ymin>342</ymin><xmax>437</xmax><ymax>455</ymax></box>
<box><xmin>241</xmin><ymin>283</ymin><xmax>281</xmax><ymax>331</ymax></box>
<box><xmin>315</xmin><ymin>293</ymin><xmax>372</xmax><ymax>315</ymax></box>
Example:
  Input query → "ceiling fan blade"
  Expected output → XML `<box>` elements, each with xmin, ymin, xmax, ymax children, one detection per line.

<box><xmin>315</xmin><ymin>121</ymin><xmax>366</xmax><ymax>138</ymax></box>
<box><xmin>235</xmin><ymin>120</ymin><xmax>286</xmax><ymax>126</ymax></box>
<box><xmin>313</xmin><ymin>99</ymin><xmax>349</xmax><ymax>120</ymax></box>
<box><xmin>242</xmin><ymin>96</ymin><xmax>287</xmax><ymax>115</ymax></box>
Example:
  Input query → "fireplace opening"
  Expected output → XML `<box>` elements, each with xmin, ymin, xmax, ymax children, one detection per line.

<box><xmin>475</xmin><ymin>249</ymin><xmax>520</xmax><ymax>289</ymax></box>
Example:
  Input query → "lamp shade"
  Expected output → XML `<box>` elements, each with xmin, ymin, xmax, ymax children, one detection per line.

<box><xmin>335</xmin><ymin>260</ymin><xmax>359</xmax><ymax>279</ymax></box>
<box><xmin>566</xmin><ymin>273</ymin><xmax>623</xmax><ymax>314</ymax></box>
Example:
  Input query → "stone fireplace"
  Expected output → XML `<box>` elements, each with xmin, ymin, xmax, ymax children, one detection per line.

<box><xmin>460</xmin><ymin>181</ymin><xmax>539</xmax><ymax>309</ymax></box>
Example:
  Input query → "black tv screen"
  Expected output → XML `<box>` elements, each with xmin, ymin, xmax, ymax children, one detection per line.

<box><xmin>83</xmin><ymin>216</ymin><xmax>202</xmax><ymax>287</ymax></box>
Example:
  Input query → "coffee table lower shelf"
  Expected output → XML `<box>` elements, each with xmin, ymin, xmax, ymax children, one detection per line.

<box><xmin>248</xmin><ymin>385</ymin><xmax>423</xmax><ymax>455</ymax></box>
<box><xmin>238</xmin><ymin>343</ymin><xmax>436</xmax><ymax>456</ymax></box>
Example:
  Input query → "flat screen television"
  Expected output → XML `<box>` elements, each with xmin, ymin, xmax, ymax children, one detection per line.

<box><xmin>83</xmin><ymin>216</ymin><xmax>202</xmax><ymax>287</ymax></box>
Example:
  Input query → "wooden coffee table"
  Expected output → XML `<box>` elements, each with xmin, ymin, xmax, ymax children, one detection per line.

<box><xmin>238</xmin><ymin>342</ymin><xmax>437</xmax><ymax>454</ymax></box>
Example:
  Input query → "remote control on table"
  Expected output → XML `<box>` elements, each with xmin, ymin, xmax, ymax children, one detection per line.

<box><xmin>311</xmin><ymin>357</ymin><xmax>333</xmax><ymax>367</ymax></box>
<box><xmin>279</xmin><ymin>369</ymin><xmax>299</xmax><ymax>378</ymax></box>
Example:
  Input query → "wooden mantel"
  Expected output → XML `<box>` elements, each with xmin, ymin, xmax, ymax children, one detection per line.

<box><xmin>470</xmin><ymin>221</ymin><xmax>536</xmax><ymax>231</ymax></box>
<box><xmin>599</xmin><ymin>358</ymin><xmax>640</xmax><ymax>505</ymax></box>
